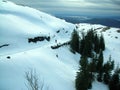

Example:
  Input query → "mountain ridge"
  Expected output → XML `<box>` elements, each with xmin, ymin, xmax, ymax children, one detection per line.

<box><xmin>57</xmin><ymin>15</ymin><xmax>120</xmax><ymax>28</ymax></box>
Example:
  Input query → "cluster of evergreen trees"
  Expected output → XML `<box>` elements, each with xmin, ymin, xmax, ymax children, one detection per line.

<box><xmin>70</xmin><ymin>28</ymin><xmax>105</xmax><ymax>57</ymax></box>
<box><xmin>76</xmin><ymin>55</ymin><xmax>120</xmax><ymax>90</ymax></box>
<box><xmin>70</xmin><ymin>28</ymin><xmax>120</xmax><ymax>90</ymax></box>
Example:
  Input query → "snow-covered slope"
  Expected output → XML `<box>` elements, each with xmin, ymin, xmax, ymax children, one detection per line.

<box><xmin>0</xmin><ymin>1</ymin><xmax>78</xmax><ymax>90</ymax></box>
<box><xmin>0</xmin><ymin>1</ymin><xmax>120</xmax><ymax>90</ymax></box>
<box><xmin>0</xmin><ymin>0</ymin><xmax>75</xmax><ymax>56</ymax></box>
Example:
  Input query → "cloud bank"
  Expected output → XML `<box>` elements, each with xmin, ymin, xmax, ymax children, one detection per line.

<box><xmin>8</xmin><ymin>0</ymin><xmax>120</xmax><ymax>16</ymax></box>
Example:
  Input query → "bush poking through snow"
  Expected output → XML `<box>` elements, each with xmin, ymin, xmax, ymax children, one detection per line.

<box><xmin>102</xmin><ymin>27</ymin><xmax>110</xmax><ymax>32</ymax></box>
<box><xmin>28</xmin><ymin>36</ymin><xmax>50</xmax><ymax>43</ymax></box>
<box><xmin>117</xmin><ymin>30</ymin><xmax>120</xmax><ymax>33</ymax></box>
<box><xmin>6</xmin><ymin>56</ymin><xmax>11</xmax><ymax>59</ymax></box>
<box><xmin>51</xmin><ymin>41</ymin><xmax>70</xmax><ymax>49</ymax></box>
<box><xmin>0</xmin><ymin>44</ymin><xmax>9</xmax><ymax>48</ymax></box>
<box><xmin>25</xmin><ymin>70</ymin><xmax>44</xmax><ymax>90</ymax></box>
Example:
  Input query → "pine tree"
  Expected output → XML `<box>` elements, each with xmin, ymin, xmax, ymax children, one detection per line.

<box><xmin>79</xmin><ymin>57</ymin><xmax>88</xmax><ymax>71</ymax></box>
<box><xmin>96</xmin><ymin>50</ymin><xmax>104</xmax><ymax>82</ymax></box>
<box><xmin>89</xmin><ymin>54</ymin><xmax>98</xmax><ymax>74</ymax></box>
<box><xmin>70</xmin><ymin>29</ymin><xmax>80</xmax><ymax>53</ymax></box>
<box><xmin>75</xmin><ymin>57</ymin><xmax>92</xmax><ymax>90</ymax></box>
<box><xmin>100</xmin><ymin>34</ymin><xmax>105</xmax><ymax>51</ymax></box>
<box><xmin>81</xmin><ymin>30</ymin><xmax>93</xmax><ymax>57</ymax></box>
<box><xmin>87</xmin><ymin>59</ymin><xmax>96</xmax><ymax>86</ymax></box>
<box><xmin>103</xmin><ymin>55</ymin><xmax>114</xmax><ymax>73</ymax></box>
<box><xmin>79</xmin><ymin>32</ymin><xmax>85</xmax><ymax>55</ymax></box>
<box><xmin>109</xmin><ymin>68</ymin><xmax>120</xmax><ymax>90</ymax></box>
<box><xmin>82</xmin><ymin>37</ymin><xmax>92</xmax><ymax>57</ymax></box>
<box><xmin>76</xmin><ymin>57</ymin><xmax>88</xmax><ymax>90</ymax></box>
<box><xmin>96</xmin><ymin>50</ymin><xmax>103</xmax><ymax>72</ymax></box>
<box><xmin>94</xmin><ymin>34</ymin><xmax>100</xmax><ymax>54</ymax></box>
<box><xmin>103</xmin><ymin>73</ymin><xmax>111</xmax><ymax>84</ymax></box>
<box><xmin>75</xmin><ymin>70</ymin><xmax>90</xmax><ymax>90</ymax></box>
<box><xmin>103</xmin><ymin>55</ymin><xmax>114</xmax><ymax>84</ymax></box>
<box><xmin>109</xmin><ymin>55</ymin><xmax>114</xmax><ymax>70</ymax></box>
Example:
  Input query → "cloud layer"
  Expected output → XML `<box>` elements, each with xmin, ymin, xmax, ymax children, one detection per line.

<box><xmin>8</xmin><ymin>0</ymin><xmax>120</xmax><ymax>16</ymax></box>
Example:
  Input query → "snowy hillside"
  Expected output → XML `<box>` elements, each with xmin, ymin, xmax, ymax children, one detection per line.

<box><xmin>0</xmin><ymin>0</ymin><xmax>75</xmax><ymax>56</ymax></box>
<box><xmin>0</xmin><ymin>1</ymin><xmax>120</xmax><ymax>90</ymax></box>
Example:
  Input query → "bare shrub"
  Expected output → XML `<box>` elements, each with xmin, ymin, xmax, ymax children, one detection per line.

<box><xmin>25</xmin><ymin>70</ymin><xmax>44</xmax><ymax>90</ymax></box>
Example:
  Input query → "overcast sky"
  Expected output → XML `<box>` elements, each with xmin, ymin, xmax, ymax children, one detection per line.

<box><xmin>8</xmin><ymin>0</ymin><xmax>120</xmax><ymax>16</ymax></box>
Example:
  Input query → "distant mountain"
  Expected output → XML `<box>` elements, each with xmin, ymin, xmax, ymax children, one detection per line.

<box><xmin>57</xmin><ymin>16</ymin><xmax>120</xmax><ymax>28</ymax></box>
<box><xmin>57</xmin><ymin>16</ymin><xmax>91</xmax><ymax>24</ymax></box>
<box><xmin>84</xmin><ymin>18</ymin><xmax>120</xmax><ymax>28</ymax></box>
